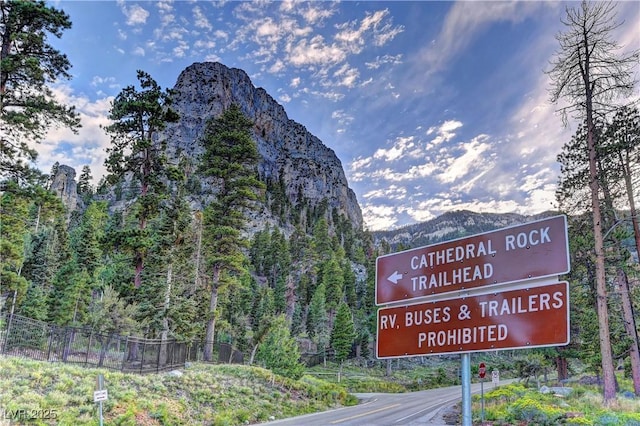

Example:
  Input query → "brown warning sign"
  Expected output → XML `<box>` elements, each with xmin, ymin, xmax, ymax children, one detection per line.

<box><xmin>375</xmin><ymin>215</ymin><xmax>569</xmax><ymax>305</ymax></box>
<box><xmin>376</xmin><ymin>282</ymin><xmax>569</xmax><ymax>358</ymax></box>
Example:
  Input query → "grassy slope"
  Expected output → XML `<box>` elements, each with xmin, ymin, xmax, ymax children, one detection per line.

<box><xmin>2</xmin><ymin>355</ymin><xmax>639</xmax><ymax>426</ymax></box>
<box><xmin>0</xmin><ymin>356</ymin><xmax>356</xmax><ymax>426</ymax></box>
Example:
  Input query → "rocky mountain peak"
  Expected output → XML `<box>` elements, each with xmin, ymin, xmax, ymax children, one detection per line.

<box><xmin>49</xmin><ymin>164</ymin><xmax>82</xmax><ymax>220</ymax></box>
<box><xmin>163</xmin><ymin>61</ymin><xmax>363</xmax><ymax>234</ymax></box>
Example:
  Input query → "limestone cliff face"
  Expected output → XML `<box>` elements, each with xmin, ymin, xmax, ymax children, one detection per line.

<box><xmin>162</xmin><ymin>62</ymin><xmax>363</xmax><ymax>232</ymax></box>
<box><xmin>49</xmin><ymin>165</ymin><xmax>82</xmax><ymax>219</ymax></box>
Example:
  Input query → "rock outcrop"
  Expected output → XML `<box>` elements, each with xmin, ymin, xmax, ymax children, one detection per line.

<box><xmin>162</xmin><ymin>62</ymin><xmax>363</xmax><ymax>233</ymax></box>
<box><xmin>49</xmin><ymin>164</ymin><xmax>82</xmax><ymax>219</ymax></box>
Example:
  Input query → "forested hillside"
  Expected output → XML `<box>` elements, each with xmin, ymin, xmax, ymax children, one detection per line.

<box><xmin>2</xmin><ymin>84</ymin><xmax>374</xmax><ymax>371</ymax></box>
<box><xmin>0</xmin><ymin>2</ymin><xmax>375</xmax><ymax>372</ymax></box>
<box><xmin>1</xmin><ymin>0</ymin><xmax>639</xmax><ymax>405</ymax></box>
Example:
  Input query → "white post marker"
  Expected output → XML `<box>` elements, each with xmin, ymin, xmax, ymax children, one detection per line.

<box><xmin>95</xmin><ymin>374</ymin><xmax>108</xmax><ymax>426</ymax></box>
<box><xmin>94</xmin><ymin>389</ymin><xmax>108</xmax><ymax>402</ymax></box>
<box><xmin>492</xmin><ymin>369</ymin><xmax>500</xmax><ymax>386</ymax></box>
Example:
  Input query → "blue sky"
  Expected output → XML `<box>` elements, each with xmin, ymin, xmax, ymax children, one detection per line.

<box><xmin>41</xmin><ymin>1</ymin><xmax>639</xmax><ymax>231</ymax></box>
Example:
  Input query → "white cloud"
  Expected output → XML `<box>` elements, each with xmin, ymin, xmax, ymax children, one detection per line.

<box><xmin>288</xmin><ymin>35</ymin><xmax>345</xmax><ymax>67</ymax></box>
<box><xmin>403</xmin><ymin>205</ymin><xmax>437</xmax><ymax>225</ymax></box>
<box><xmin>90</xmin><ymin>76</ymin><xmax>117</xmax><ymax>88</ymax></box>
<box><xmin>194</xmin><ymin>40</ymin><xmax>216</xmax><ymax>50</ymax></box>
<box><xmin>361</xmin><ymin>204</ymin><xmax>400</xmax><ymax>231</ymax></box>
<box><xmin>405</xmin><ymin>163</ymin><xmax>437</xmax><ymax>179</ymax></box>
<box><xmin>331</xmin><ymin>109</ymin><xmax>354</xmax><ymax>127</ymax></box>
<box><xmin>279</xmin><ymin>93</ymin><xmax>292</xmax><ymax>103</ymax></box>
<box><xmin>373</xmin><ymin>135</ymin><xmax>415</xmax><ymax>162</ymax></box>
<box><xmin>269</xmin><ymin>59</ymin><xmax>286</xmax><ymax>73</ymax></box>
<box><xmin>437</xmin><ymin>136</ymin><xmax>491</xmax><ymax>184</ymax></box>
<box><xmin>334</xmin><ymin>9</ymin><xmax>403</xmax><ymax>55</ymax></box>
<box><xmin>173</xmin><ymin>41</ymin><xmax>189</xmax><ymax>58</ymax></box>
<box><xmin>427</xmin><ymin>119</ymin><xmax>462</xmax><ymax>146</ymax></box>
<box><xmin>374</xmin><ymin>23</ymin><xmax>404</xmax><ymax>46</ymax></box>
<box><xmin>350</xmin><ymin>156</ymin><xmax>373</xmax><ymax>173</ymax></box>
<box><xmin>132</xmin><ymin>46</ymin><xmax>145</xmax><ymax>56</ymax></box>
<box><xmin>193</xmin><ymin>6</ymin><xmax>213</xmax><ymax>31</ymax></box>
<box><xmin>226</xmin><ymin>3</ymin><xmax>403</xmax><ymax>95</ymax></box>
<box><xmin>365</xmin><ymin>54</ymin><xmax>403</xmax><ymax>70</ymax></box>
<box><xmin>160</xmin><ymin>12</ymin><xmax>175</xmax><ymax>26</ymax></box>
<box><xmin>333</xmin><ymin>64</ymin><xmax>359</xmax><ymax>88</ymax></box>
<box><xmin>36</xmin><ymin>85</ymin><xmax>113</xmax><ymax>185</ymax></box>
<box><xmin>363</xmin><ymin>185</ymin><xmax>407</xmax><ymax>200</ymax></box>
<box><xmin>214</xmin><ymin>30</ymin><xmax>229</xmax><ymax>41</ymax></box>
<box><xmin>122</xmin><ymin>4</ymin><xmax>150</xmax><ymax>26</ymax></box>
<box><xmin>299</xmin><ymin>3</ymin><xmax>336</xmax><ymax>25</ymax></box>
<box><xmin>255</xmin><ymin>18</ymin><xmax>282</xmax><ymax>42</ymax></box>
<box><xmin>156</xmin><ymin>1</ymin><xmax>173</xmax><ymax>13</ymax></box>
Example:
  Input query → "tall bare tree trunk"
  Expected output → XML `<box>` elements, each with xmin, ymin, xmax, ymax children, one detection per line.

<box><xmin>548</xmin><ymin>1</ymin><xmax>638</xmax><ymax>403</ymax></box>
<box><xmin>620</xmin><ymin>151</ymin><xmax>640</xmax><ymax>395</ymax></box>
<box><xmin>159</xmin><ymin>262</ymin><xmax>173</xmax><ymax>367</ymax></box>
<box><xmin>620</xmin><ymin>151</ymin><xmax>640</xmax><ymax>260</ymax></box>
<box><xmin>192</xmin><ymin>211</ymin><xmax>203</xmax><ymax>295</ymax></box>
<box><xmin>203</xmin><ymin>266</ymin><xmax>220</xmax><ymax>362</ymax></box>
<box><xmin>586</xmin><ymin>115</ymin><xmax>617</xmax><ymax>403</ymax></box>
<box><xmin>616</xmin><ymin>268</ymin><xmax>640</xmax><ymax>395</ymax></box>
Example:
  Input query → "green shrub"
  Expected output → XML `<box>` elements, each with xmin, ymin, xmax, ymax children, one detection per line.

<box><xmin>507</xmin><ymin>395</ymin><xmax>564</xmax><ymax>425</ymax></box>
<box><xmin>565</xmin><ymin>416</ymin><xmax>592</xmax><ymax>425</ymax></box>
<box><xmin>484</xmin><ymin>382</ymin><xmax>527</xmax><ymax>402</ymax></box>
<box><xmin>594</xmin><ymin>413</ymin><xmax>621</xmax><ymax>425</ymax></box>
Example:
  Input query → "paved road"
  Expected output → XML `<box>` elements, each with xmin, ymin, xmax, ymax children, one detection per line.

<box><xmin>259</xmin><ymin>382</ymin><xmax>491</xmax><ymax>426</ymax></box>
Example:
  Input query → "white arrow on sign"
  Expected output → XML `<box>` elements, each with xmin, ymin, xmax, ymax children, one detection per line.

<box><xmin>387</xmin><ymin>271</ymin><xmax>403</xmax><ymax>284</ymax></box>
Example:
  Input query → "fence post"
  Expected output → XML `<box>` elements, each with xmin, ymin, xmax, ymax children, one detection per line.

<box><xmin>62</xmin><ymin>329</ymin><xmax>68</xmax><ymax>362</ymax></box>
<box><xmin>121</xmin><ymin>336</ymin><xmax>129</xmax><ymax>372</ymax></box>
<box><xmin>4</xmin><ymin>290</ymin><xmax>17</xmax><ymax>353</ymax></box>
<box><xmin>86</xmin><ymin>331</ymin><xmax>93</xmax><ymax>366</ymax></box>
<box><xmin>140</xmin><ymin>339</ymin><xmax>146</xmax><ymax>374</ymax></box>
<box><xmin>156</xmin><ymin>339</ymin><xmax>161</xmax><ymax>373</ymax></box>
<box><xmin>46</xmin><ymin>326</ymin><xmax>54</xmax><ymax>362</ymax></box>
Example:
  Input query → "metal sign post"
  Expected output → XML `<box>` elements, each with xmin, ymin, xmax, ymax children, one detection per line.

<box><xmin>479</xmin><ymin>362</ymin><xmax>486</xmax><ymax>423</ymax></box>
<box><xmin>94</xmin><ymin>374</ymin><xmax>108</xmax><ymax>426</ymax></box>
<box><xmin>374</xmin><ymin>216</ymin><xmax>571</xmax><ymax>426</ymax></box>
<box><xmin>461</xmin><ymin>353</ymin><xmax>471</xmax><ymax>426</ymax></box>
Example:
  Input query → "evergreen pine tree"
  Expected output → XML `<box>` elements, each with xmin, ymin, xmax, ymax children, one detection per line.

<box><xmin>199</xmin><ymin>104</ymin><xmax>265</xmax><ymax>361</ymax></box>
<box><xmin>0</xmin><ymin>0</ymin><xmax>80</xmax><ymax>184</ymax></box>
<box><xmin>312</xmin><ymin>218</ymin><xmax>332</xmax><ymax>261</ymax></box>
<box><xmin>48</xmin><ymin>261</ymin><xmax>90</xmax><ymax>325</ymax></box>
<box><xmin>342</xmin><ymin>260</ymin><xmax>357</xmax><ymax>309</ymax></box>
<box><xmin>103</xmin><ymin>70</ymin><xmax>179</xmax><ymax>289</ymax></box>
<box><xmin>307</xmin><ymin>282</ymin><xmax>329</xmax><ymax>356</ymax></box>
<box><xmin>256</xmin><ymin>314</ymin><xmax>304</xmax><ymax>380</ymax></box>
<box><xmin>77</xmin><ymin>165</ymin><xmax>94</xmax><ymax>199</ymax></box>
<box><xmin>1</xmin><ymin>191</ymin><xmax>33</xmax><ymax>305</ymax></box>
<box><xmin>322</xmin><ymin>255</ymin><xmax>344</xmax><ymax>316</ymax></box>
<box><xmin>331</xmin><ymin>302</ymin><xmax>355</xmax><ymax>372</ymax></box>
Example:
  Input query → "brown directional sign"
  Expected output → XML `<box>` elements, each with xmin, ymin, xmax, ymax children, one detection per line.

<box><xmin>375</xmin><ymin>215</ymin><xmax>569</xmax><ymax>305</ymax></box>
<box><xmin>376</xmin><ymin>282</ymin><xmax>570</xmax><ymax>358</ymax></box>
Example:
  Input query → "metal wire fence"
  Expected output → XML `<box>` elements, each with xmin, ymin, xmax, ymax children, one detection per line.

<box><xmin>0</xmin><ymin>313</ymin><xmax>243</xmax><ymax>373</ymax></box>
